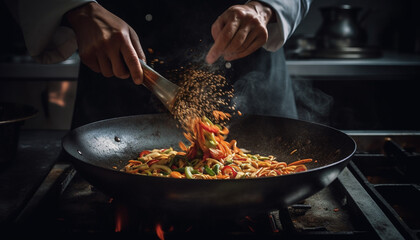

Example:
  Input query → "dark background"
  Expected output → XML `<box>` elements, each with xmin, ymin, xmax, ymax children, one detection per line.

<box><xmin>1</xmin><ymin>0</ymin><xmax>419</xmax><ymax>130</ymax></box>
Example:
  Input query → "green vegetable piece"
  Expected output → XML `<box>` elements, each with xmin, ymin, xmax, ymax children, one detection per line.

<box><xmin>163</xmin><ymin>148</ymin><xmax>173</xmax><ymax>154</ymax></box>
<box><xmin>185</xmin><ymin>166</ymin><xmax>194</xmax><ymax>179</ymax></box>
<box><xmin>204</xmin><ymin>165</ymin><xmax>216</xmax><ymax>176</ymax></box>
<box><xmin>212</xmin><ymin>164</ymin><xmax>220</xmax><ymax>174</ymax></box>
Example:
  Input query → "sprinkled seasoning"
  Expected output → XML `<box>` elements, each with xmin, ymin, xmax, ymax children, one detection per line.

<box><xmin>171</xmin><ymin>68</ymin><xmax>235</xmax><ymax>131</ymax></box>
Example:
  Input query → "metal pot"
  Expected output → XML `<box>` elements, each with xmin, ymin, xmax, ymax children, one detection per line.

<box><xmin>0</xmin><ymin>102</ymin><xmax>37</xmax><ymax>168</ymax></box>
<box><xmin>316</xmin><ymin>5</ymin><xmax>368</xmax><ymax>49</ymax></box>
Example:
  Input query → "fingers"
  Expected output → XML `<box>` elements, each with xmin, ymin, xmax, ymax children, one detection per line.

<box><xmin>108</xmin><ymin>50</ymin><xmax>130</xmax><ymax>79</ymax></box>
<box><xmin>223</xmin><ymin>25</ymin><xmax>252</xmax><ymax>58</ymax></box>
<box><xmin>96</xmin><ymin>52</ymin><xmax>113</xmax><ymax>77</ymax></box>
<box><xmin>121</xmin><ymin>40</ymin><xmax>143</xmax><ymax>85</ymax></box>
<box><xmin>206</xmin><ymin>23</ymin><xmax>265</xmax><ymax>64</ymax></box>
<box><xmin>225</xmin><ymin>36</ymin><xmax>262</xmax><ymax>61</ymax></box>
<box><xmin>129</xmin><ymin>27</ymin><xmax>146</xmax><ymax>62</ymax></box>
<box><xmin>206</xmin><ymin>4</ymin><xmax>270</xmax><ymax>64</ymax></box>
<box><xmin>67</xmin><ymin>2</ymin><xmax>143</xmax><ymax>84</ymax></box>
<box><xmin>79</xmin><ymin>30</ymin><xmax>143</xmax><ymax>84</ymax></box>
<box><xmin>79</xmin><ymin>51</ymin><xmax>100</xmax><ymax>73</ymax></box>
<box><xmin>206</xmin><ymin>17</ymin><xmax>240</xmax><ymax>64</ymax></box>
<box><xmin>224</xmin><ymin>27</ymin><xmax>267</xmax><ymax>61</ymax></box>
<box><xmin>210</xmin><ymin>16</ymin><xmax>224</xmax><ymax>43</ymax></box>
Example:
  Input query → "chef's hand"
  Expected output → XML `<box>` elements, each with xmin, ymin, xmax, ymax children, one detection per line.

<box><xmin>65</xmin><ymin>2</ymin><xmax>145</xmax><ymax>85</ymax></box>
<box><xmin>206</xmin><ymin>1</ymin><xmax>274</xmax><ymax>64</ymax></box>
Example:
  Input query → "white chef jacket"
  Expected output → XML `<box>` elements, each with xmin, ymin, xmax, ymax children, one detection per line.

<box><xmin>5</xmin><ymin>0</ymin><xmax>312</xmax><ymax>64</ymax></box>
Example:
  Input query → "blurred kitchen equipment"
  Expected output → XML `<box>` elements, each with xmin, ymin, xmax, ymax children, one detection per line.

<box><xmin>314</xmin><ymin>5</ymin><xmax>381</xmax><ymax>59</ymax></box>
<box><xmin>316</xmin><ymin>4</ymin><xmax>367</xmax><ymax>49</ymax></box>
<box><xmin>140</xmin><ymin>60</ymin><xmax>179</xmax><ymax>113</ymax></box>
<box><xmin>285</xmin><ymin>34</ymin><xmax>317</xmax><ymax>59</ymax></box>
<box><xmin>0</xmin><ymin>102</ymin><xmax>37</xmax><ymax>168</ymax></box>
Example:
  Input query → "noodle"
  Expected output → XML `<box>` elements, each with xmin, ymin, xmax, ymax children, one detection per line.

<box><xmin>122</xmin><ymin>113</ymin><xmax>312</xmax><ymax>179</ymax></box>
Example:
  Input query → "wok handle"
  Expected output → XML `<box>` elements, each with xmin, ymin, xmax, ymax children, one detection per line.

<box><xmin>140</xmin><ymin>59</ymin><xmax>179</xmax><ymax>113</ymax></box>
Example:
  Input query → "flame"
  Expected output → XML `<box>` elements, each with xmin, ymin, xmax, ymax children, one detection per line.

<box><xmin>155</xmin><ymin>223</ymin><xmax>165</xmax><ymax>240</ymax></box>
<box><xmin>115</xmin><ymin>215</ymin><xmax>122</xmax><ymax>232</ymax></box>
<box><xmin>114</xmin><ymin>204</ymin><xmax>128</xmax><ymax>232</ymax></box>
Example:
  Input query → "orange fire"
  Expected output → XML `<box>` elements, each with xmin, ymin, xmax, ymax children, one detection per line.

<box><xmin>114</xmin><ymin>204</ymin><xmax>128</xmax><ymax>232</ymax></box>
<box><xmin>155</xmin><ymin>223</ymin><xmax>165</xmax><ymax>240</ymax></box>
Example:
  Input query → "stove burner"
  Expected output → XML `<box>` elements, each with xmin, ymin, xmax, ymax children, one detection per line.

<box><xmin>350</xmin><ymin>136</ymin><xmax>420</xmax><ymax>240</ymax></box>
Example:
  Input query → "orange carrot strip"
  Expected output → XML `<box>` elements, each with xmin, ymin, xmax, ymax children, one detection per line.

<box><xmin>217</xmin><ymin>174</ymin><xmax>230</xmax><ymax>179</ymax></box>
<box><xmin>179</xmin><ymin>141</ymin><xmax>188</xmax><ymax>151</ymax></box>
<box><xmin>219</xmin><ymin>127</ymin><xmax>229</xmax><ymax>135</ymax></box>
<box><xmin>220</xmin><ymin>140</ymin><xmax>232</xmax><ymax>155</ymax></box>
<box><xmin>128</xmin><ymin>160</ymin><xmax>143</xmax><ymax>164</ymax></box>
<box><xmin>183</xmin><ymin>132</ymin><xmax>194</xmax><ymax>143</ymax></box>
<box><xmin>288</xmin><ymin>158</ymin><xmax>313</xmax><ymax>166</ymax></box>
<box><xmin>170</xmin><ymin>171</ymin><xmax>183</xmax><ymax>178</ymax></box>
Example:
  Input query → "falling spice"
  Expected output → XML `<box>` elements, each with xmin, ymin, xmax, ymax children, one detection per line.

<box><xmin>171</xmin><ymin>68</ymin><xmax>235</xmax><ymax>131</ymax></box>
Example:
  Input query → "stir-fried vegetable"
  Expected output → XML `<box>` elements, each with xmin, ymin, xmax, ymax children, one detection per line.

<box><xmin>122</xmin><ymin>113</ymin><xmax>312</xmax><ymax>179</ymax></box>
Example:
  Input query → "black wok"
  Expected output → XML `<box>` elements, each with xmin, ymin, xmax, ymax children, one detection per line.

<box><xmin>62</xmin><ymin>114</ymin><xmax>356</xmax><ymax>216</ymax></box>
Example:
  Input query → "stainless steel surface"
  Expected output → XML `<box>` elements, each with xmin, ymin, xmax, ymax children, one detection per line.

<box><xmin>344</xmin><ymin>130</ymin><xmax>420</xmax><ymax>153</ymax></box>
<box><xmin>0</xmin><ymin>54</ymin><xmax>80</xmax><ymax>80</ymax></box>
<box><xmin>2</xmin><ymin>52</ymin><xmax>420</xmax><ymax>81</ymax></box>
<box><xmin>287</xmin><ymin>51</ymin><xmax>420</xmax><ymax>79</ymax></box>
<box><xmin>140</xmin><ymin>59</ymin><xmax>179</xmax><ymax>112</ymax></box>
<box><xmin>312</xmin><ymin>47</ymin><xmax>382</xmax><ymax>59</ymax></box>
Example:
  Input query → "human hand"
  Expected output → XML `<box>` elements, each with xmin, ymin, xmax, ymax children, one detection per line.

<box><xmin>206</xmin><ymin>1</ymin><xmax>274</xmax><ymax>64</ymax></box>
<box><xmin>65</xmin><ymin>2</ymin><xmax>145</xmax><ymax>84</ymax></box>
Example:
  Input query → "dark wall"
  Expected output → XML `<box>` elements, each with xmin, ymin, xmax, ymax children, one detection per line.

<box><xmin>0</xmin><ymin>2</ymin><xmax>27</xmax><ymax>56</ymax></box>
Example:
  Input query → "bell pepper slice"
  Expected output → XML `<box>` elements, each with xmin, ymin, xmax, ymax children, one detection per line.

<box><xmin>139</xmin><ymin>150</ymin><xmax>151</xmax><ymax>157</ymax></box>
<box><xmin>147</xmin><ymin>159</ymin><xmax>159</xmax><ymax>166</ymax></box>
<box><xmin>222</xmin><ymin>165</ymin><xmax>237</xmax><ymax>179</ymax></box>
<box><xmin>202</xmin><ymin>151</ymin><xmax>210</xmax><ymax>161</ymax></box>
<box><xmin>209</xmin><ymin>148</ymin><xmax>225</xmax><ymax>160</ymax></box>
<box><xmin>199</xmin><ymin>121</ymin><xmax>220</xmax><ymax>134</ymax></box>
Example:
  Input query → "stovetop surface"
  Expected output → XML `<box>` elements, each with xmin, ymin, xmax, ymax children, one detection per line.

<box><xmin>0</xmin><ymin>130</ymin><xmax>66</xmax><ymax>226</ymax></box>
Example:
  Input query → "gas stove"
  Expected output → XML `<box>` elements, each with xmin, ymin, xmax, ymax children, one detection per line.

<box><xmin>1</xmin><ymin>130</ymin><xmax>419</xmax><ymax>239</ymax></box>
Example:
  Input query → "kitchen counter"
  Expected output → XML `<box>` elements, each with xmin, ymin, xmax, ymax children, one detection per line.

<box><xmin>1</xmin><ymin>52</ymin><xmax>419</xmax><ymax>80</ymax></box>
<box><xmin>0</xmin><ymin>54</ymin><xmax>80</xmax><ymax>81</ymax></box>
<box><xmin>286</xmin><ymin>51</ymin><xmax>420</xmax><ymax>80</ymax></box>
